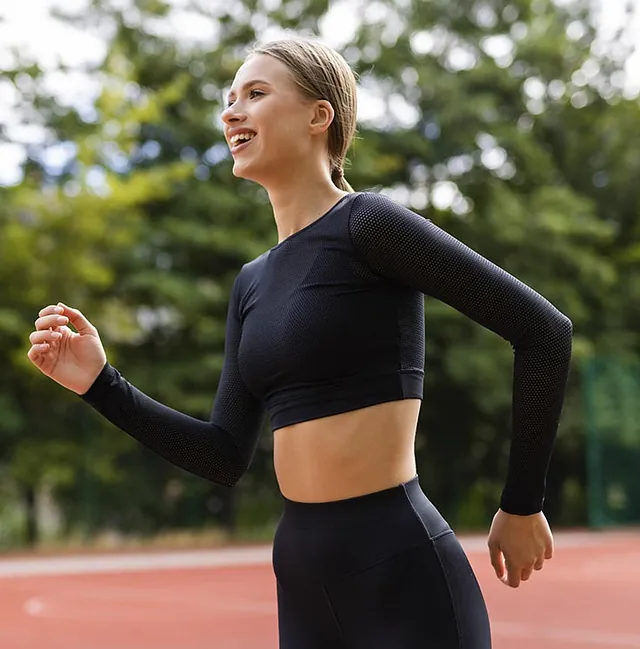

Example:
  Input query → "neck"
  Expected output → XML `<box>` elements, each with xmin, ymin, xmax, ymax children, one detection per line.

<box><xmin>265</xmin><ymin>168</ymin><xmax>348</xmax><ymax>244</ymax></box>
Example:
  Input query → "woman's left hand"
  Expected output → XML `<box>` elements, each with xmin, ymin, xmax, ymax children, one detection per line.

<box><xmin>487</xmin><ymin>509</ymin><xmax>554</xmax><ymax>588</ymax></box>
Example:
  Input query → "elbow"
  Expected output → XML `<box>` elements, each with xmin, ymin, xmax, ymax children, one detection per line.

<box><xmin>216</xmin><ymin>458</ymin><xmax>250</xmax><ymax>489</ymax></box>
<box><xmin>204</xmin><ymin>436</ymin><xmax>254</xmax><ymax>488</ymax></box>
<box><xmin>558</xmin><ymin>310</ymin><xmax>573</xmax><ymax>340</ymax></box>
<box><xmin>212</xmin><ymin>470</ymin><xmax>242</xmax><ymax>489</ymax></box>
<box><xmin>515</xmin><ymin>307</ymin><xmax>573</xmax><ymax>357</ymax></box>
<box><xmin>556</xmin><ymin>310</ymin><xmax>573</xmax><ymax>340</ymax></box>
<box><xmin>223</xmin><ymin>472</ymin><xmax>243</xmax><ymax>489</ymax></box>
<box><xmin>212</xmin><ymin>474</ymin><xmax>242</xmax><ymax>489</ymax></box>
<box><xmin>547</xmin><ymin>309</ymin><xmax>573</xmax><ymax>359</ymax></box>
<box><xmin>196</xmin><ymin>449</ymin><xmax>248</xmax><ymax>488</ymax></box>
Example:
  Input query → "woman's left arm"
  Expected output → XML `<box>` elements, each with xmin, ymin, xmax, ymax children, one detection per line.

<box><xmin>348</xmin><ymin>192</ymin><xmax>572</xmax><ymax>586</ymax></box>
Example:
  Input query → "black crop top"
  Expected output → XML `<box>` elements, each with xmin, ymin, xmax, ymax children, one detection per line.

<box><xmin>80</xmin><ymin>191</ymin><xmax>572</xmax><ymax>515</ymax></box>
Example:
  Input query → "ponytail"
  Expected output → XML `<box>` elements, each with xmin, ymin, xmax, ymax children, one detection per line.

<box><xmin>331</xmin><ymin>166</ymin><xmax>354</xmax><ymax>193</ymax></box>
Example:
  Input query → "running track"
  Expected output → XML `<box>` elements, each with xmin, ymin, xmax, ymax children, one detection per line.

<box><xmin>0</xmin><ymin>530</ymin><xmax>638</xmax><ymax>648</ymax></box>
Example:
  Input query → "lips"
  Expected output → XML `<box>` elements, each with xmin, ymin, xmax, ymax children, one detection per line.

<box><xmin>228</xmin><ymin>129</ymin><xmax>257</xmax><ymax>154</ymax></box>
<box><xmin>230</xmin><ymin>135</ymin><xmax>256</xmax><ymax>155</ymax></box>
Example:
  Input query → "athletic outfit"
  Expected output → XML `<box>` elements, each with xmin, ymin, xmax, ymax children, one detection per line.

<box><xmin>80</xmin><ymin>191</ymin><xmax>573</xmax><ymax>648</ymax></box>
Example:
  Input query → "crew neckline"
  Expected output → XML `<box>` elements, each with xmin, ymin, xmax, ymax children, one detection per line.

<box><xmin>270</xmin><ymin>192</ymin><xmax>357</xmax><ymax>252</ymax></box>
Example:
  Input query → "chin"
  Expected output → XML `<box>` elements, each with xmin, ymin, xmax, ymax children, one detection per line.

<box><xmin>232</xmin><ymin>162</ymin><xmax>251</xmax><ymax>180</ymax></box>
<box><xmin>232</xmin><ymin>160</ymin><xmax>270</xmax><ymax>187</ymax></box>
<box><xmin>232</xmin><ymin>164</ymin><xmax>247</xmax><ymax>179</ymax></box>
<box><xmin>233</xmin><ymin>167</ymin><xmax>258</xmax><ymax>184</ymax></box>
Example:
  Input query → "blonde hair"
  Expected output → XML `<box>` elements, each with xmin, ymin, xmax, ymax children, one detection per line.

<box><xmin>248</xmin><ymin>37</ymin><xmax>358</xmax><ymax>193</ymax></box>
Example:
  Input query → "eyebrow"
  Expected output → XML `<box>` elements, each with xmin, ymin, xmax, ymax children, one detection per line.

<box><xmin>227</xmin><ymin>79</ymin><xmax>273</xmax><ymax>99</ymax></box>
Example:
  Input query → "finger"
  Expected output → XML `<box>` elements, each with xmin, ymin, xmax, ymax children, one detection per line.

<box><xmin>488</xmin><ymin>542</ymin><xmax>505</xmax><ymax>581</ymax></box>
<box><xmin>27</xmin><ymin>347</ymin><xmax>41</xmax><ymax>365</ymax></box>
<box><xmin>545</xmin><ymin>541</ymin><xmax>554</xmax><ymax>560</ymax></box>
<box><xmin>35</xmin><ymin>314</ymin><xmax>69</xmax><ymax>331</ymax></box>
<box><xmin>534</xmin><ymin>555</ymin><xmax>545</xmax><ymax>571</ymax></box>
<box><xmin>504</xmin><ymin>559</ymin><xmax>521</xmax><ymax>588</ymax></box>
<box><xmin>520</xmin><ymin>563</ymin><xmax>535</xmax><ymax>582</ymax></box>
<box><xmin>57</xmin><ymin>303</ymin><xmax>96</xmax><ymax>335</ymax></box>
<box><xmin>28</xmin><ymin>343</ymin><xmax>51</xmax><ymax>360</ymax></box>
<box><xmin>38</xmin><ymin>304</ymin><xmax>65</xmax><ymax>318</ymax></box>
<box><xmin>29</xmin><ymin>329</ymin><xmax>63</xmax><ymax>345</ymax></box>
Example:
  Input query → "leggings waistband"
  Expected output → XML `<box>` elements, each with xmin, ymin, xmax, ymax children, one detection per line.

<box><xmin>274</xmin><ymin>475</ymin><xmax>452</xmax><ymax>583</ymax></box>
<box><xmin>280</xmin><ymin>475</ymin><xmax>449</xmax><ymax>538</ymax></box>
<box><xmin>282</xmin><ymin>475</ymin><xmax>420</xmax><ymax>513</ymax></box>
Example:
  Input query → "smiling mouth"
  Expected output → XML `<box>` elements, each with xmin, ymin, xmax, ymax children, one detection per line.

<box><xmin>229</xmin><ymin>134</ymin><xmax>257</xmax><ymax>154</ymax></box>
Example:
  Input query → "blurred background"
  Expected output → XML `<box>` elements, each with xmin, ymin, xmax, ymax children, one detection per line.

<box><xmin>1</xmin><ymin>0</ymin><xmax>639</xmax><ymax>554</ymax></box>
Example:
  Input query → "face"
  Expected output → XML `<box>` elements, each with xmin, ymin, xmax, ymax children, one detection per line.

<box><xmin>221</xmin><ymin>54</ymin><xmax>333</xmax><ymax>185</ymax></box>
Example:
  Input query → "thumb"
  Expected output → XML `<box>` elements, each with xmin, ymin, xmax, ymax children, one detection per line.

<box><xmin>57</xmin><ymin>302</ymin><xmax>96</xmax><ymax>335</ymax></box>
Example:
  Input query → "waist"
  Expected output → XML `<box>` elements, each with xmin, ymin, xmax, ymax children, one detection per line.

<box><xmin>280</xmin><ymin>475</ymin><xmax>426</xmax><ymax>524</ymax></box>
<box><xmin>273</xmin><ymin>398</ymin><xmax>420</xmax><ymax>502</ymax></box>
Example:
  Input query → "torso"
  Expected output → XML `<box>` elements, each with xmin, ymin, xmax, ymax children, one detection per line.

<box><xmin>273</xmin><ymin>398</ymin><xmax>421</xmax><ymax>502</ymax></box>
<box><xmin>235</xmin><ymin>193</ymin><xmax>427</xmax><ymax>503</ymax></box>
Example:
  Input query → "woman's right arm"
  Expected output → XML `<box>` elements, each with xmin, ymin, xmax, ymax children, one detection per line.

<box><xmin>30</xmin><ymin>274</ymin><xmax>265</xmax><ymax>488</ymax></box>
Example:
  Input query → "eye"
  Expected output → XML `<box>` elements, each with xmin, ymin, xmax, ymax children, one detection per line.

<box><xmin>225</xmin><ymin>89</ymin><xmax>264</xmax><ymax>108</ymax></box>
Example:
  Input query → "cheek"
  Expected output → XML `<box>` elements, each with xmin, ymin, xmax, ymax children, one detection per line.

<box><xmin>276</xmin><ymin>124</ymin><xmax>312</xmax><ymax>161</ymax></box>
<box><xmin>259</xmin><ymin>107</ymin><xmax>310</xmax><ymax>157</ymax></box>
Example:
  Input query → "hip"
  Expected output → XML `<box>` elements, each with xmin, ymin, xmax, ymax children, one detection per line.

<box><xmin>273</xmin><ymin>475</ymin><xmax>453</xmax><ymax>585</ymax></box>
<box><xmin>273</xmin><ymin>476</ymin><xmax>492</xmax><ymax>648</ymax></box>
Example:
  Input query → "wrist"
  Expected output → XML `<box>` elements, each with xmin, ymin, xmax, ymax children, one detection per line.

<box><xmin>500</xmin><ymin>492</ymin><xmax>544</xmax><ymax>516</ymax></box>
<box><xmin>77</xmin><ymin>361</ymin><xmax>112</xmax><ymax>398</ymax></box>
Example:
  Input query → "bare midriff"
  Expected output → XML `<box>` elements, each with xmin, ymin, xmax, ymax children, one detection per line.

<box><xmin>273</xmin><ymin>398</ymin><xmax>421</xmax><ymax>502</ymax></box>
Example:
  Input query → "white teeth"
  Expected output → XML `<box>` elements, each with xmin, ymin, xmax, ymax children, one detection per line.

<box><xmin>230</xmin><ymin>133</ymin><xmax>256</xmax><ymax>146</ymax></box>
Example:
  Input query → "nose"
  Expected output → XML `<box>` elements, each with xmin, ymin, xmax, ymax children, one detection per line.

<box><xmin>221</xmin><ymin>103</ymin><xmax>247</xmax><ymax>126</ymax></box>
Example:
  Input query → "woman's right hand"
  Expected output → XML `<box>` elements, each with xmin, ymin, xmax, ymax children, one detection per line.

<box><xmin>27</xmin><ymin>302</ymin><xmax>107</xmax><ymax>395</ymax></box>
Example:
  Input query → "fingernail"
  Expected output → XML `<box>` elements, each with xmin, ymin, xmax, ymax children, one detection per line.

<box><xmin>54</xmin><ymin>307</ymin><xmax>64</xmax><ymax>314</ymax></box>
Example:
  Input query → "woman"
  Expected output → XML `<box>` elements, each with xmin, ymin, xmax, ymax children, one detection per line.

<box><xmin>28</xmin><ymin>36</ymin><xmax>572</xmax><ymax>648</ymax></box>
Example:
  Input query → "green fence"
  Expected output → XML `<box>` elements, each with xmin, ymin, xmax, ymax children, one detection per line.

<box><xmin>583</xmin><ymin>357</ymin><xmax>640</xmax><ymax>528</ymax></box>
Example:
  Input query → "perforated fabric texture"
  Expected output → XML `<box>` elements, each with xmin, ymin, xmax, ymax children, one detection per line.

<box><xmin>348</xmin><ymin>192</ymin><xmax>573</xmax><ymax>515</ymax></box>
<box><xmin>80</xmin><ymin>276</ymin><xmax>265</xmax><ymax>488</ymax></box>
<box><xmin>234</xmin><ymin>195</ymin><xmax>425</xmax><ymax>429</ymax></box>
<box><xmin>79</xmin><ymin>190</ymin><xmax>572</xmax><ymax>514</ymax></box>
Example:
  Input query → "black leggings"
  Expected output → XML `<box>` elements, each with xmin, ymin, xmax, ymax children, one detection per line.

<box><xmin>272</xmin><ymin>476</ymin><xmax>492</xmax><ymax>649</ymax></box>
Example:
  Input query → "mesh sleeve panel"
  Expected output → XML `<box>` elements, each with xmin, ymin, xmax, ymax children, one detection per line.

<box><xmin>349</xmin><ymin>192</ymin><xmax>573</xmax><ymax>515</ymax></box>
<box><xmin>79</xmin><ymin>275</ymin><xmax>264</xmax><ymax>488</ymax></box>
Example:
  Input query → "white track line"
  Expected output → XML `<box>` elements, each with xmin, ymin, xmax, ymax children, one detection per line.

<box><xmin>0</xmin><ymin>546</ymin><xmax>272</xmax><ymax>578</ymax></box>
<box><xmin>0</xmin><ymin>531</ymin><xmax>636</xmax><ymax>579</ymax></box>
<box><xmin>493</xmin><ymin>622</ymin><xmax>640</xmax><ymax>647</ymax></box>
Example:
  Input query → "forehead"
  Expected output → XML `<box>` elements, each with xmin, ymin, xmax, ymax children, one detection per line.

<box><xmin>228</xmin><ymin>54</ymin><xmax>293</xmax><ymax>93</ymax></box>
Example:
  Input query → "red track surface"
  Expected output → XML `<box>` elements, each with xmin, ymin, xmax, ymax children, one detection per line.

<box><xmin>1</xmin><ymin>531</ymin><xmax>638</xmax><ymax>648</ymax></box>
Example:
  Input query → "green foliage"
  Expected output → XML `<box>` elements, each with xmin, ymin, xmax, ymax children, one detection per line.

<box><xmin>1</xmin><ymin>0</ymin><xmax>639</xmax><ymax>544</ymax></box>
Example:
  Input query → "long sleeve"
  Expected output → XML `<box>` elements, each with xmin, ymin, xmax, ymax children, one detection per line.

<box><xmin>79</xmin><ymin>273</ymin><xmax>264</xmax><ymax>487</ymax></box>
<box><xmin>349</xmin><ymin>192</ymin><xmax>573</xmax><ymax>515</ymax></box>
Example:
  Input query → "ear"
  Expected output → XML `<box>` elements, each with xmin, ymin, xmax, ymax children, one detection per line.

<box><xmin>309</xmin><ymin>99</ymin><xmax>335</xmax><ymax>135</ymax></box>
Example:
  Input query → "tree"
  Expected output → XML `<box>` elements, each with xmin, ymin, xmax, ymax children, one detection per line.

<box><xmin>1</xmin><ymin>0</ymin><xmax>638</xmax><ymax>544</ymax></box>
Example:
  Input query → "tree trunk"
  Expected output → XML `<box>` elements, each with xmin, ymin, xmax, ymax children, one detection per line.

<box><xmin>22</xmin><ymin>486</ymin><xmax>38</xmax><ymax>547</ymax></box>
